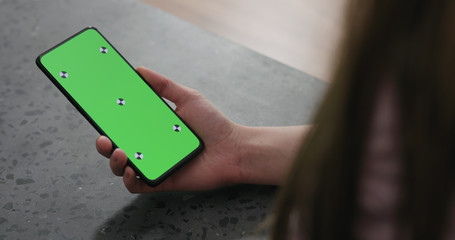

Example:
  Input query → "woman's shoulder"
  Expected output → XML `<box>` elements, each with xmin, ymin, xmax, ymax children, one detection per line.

<box><xmin>356</xmin><ymin>81</ymin><xmax>455</xmax><ymax>240</ymax></box>
<box><xmin>355</xmin><ymin>81</ymin><xmax>402</xmax><ymax>240</ymax></box>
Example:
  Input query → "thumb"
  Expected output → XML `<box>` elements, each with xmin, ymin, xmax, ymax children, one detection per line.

<box><xmin>136</xmin><ymin>66</ymin><xmax>196</xmax><ymax>105</ymax></box>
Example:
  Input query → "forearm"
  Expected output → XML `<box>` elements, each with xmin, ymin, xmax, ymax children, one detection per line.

<box><xmin>237</xmin><ymin>125</ymin><xmax>311</xmax><ymax>186</ymax></box>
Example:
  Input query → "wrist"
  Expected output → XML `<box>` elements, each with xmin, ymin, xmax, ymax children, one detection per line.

<box><xmin>237</xmin><ymin>125</ymin><xmax>310</xmax><ymax>186</ymax></box>
<box><xmin>237</xmin><ymin>126</ymin><xmax>288</xmax><ymax>185</ymax></box>
<box><xmin>219</xmin><ymin>123</ymin><xmax>250</xmax><ymax>185</ymax></box>
<box><xmin>236</xmin><ymin>125</ymin><xmax>257</xmax><ymax>184</ymax></box>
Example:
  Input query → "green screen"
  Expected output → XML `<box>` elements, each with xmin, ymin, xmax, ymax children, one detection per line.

<box><xmin>38</xmin><ymin>28</ymin><xmax>201</xmax><ymax>183</ymax></box>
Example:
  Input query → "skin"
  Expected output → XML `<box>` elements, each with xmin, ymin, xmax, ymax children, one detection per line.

<box><xmin>96</xmin><ymin>66</ymin><xmax>310</xmax><ymax>193</ymax></box>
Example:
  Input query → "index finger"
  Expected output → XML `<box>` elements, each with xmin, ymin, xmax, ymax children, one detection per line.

<box><xmin>136</xmin><ymin>66</ymin><xmax>196</xmax><ymax>105</ymax></box>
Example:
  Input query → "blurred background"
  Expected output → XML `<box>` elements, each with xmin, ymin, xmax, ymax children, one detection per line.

<box><xmin>142</xmin><ymin>0</ymin><xmax>346</xmax><ymax>81</ymax></box>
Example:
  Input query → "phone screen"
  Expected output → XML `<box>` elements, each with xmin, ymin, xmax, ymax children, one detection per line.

<box><xmin>36</xmin><ymin>27</ymin><xmax>203</xmax><ymax>186</ymax></box>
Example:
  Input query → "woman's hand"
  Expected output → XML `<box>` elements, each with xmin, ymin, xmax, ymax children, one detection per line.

<box><xmin>96</xmin><ymin>66</ymin><xmax>310</xmax><ymax>193</ymax></box>
<box><xmin>96</xmin><ymin>66</ymin><xmax>243</xmax><ymax>193</ymax></box>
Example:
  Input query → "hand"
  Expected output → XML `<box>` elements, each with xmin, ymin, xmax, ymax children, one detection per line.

<box><xmin>96</xmin><ymin>66</ymin><xmax>243</xmax><ymax>193</ymax></box>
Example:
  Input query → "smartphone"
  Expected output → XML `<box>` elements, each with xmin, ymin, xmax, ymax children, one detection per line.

<box><xmin>36</xmin><ymin>27</ymin><xmax>203</xmax><ymax>186</ymax></box>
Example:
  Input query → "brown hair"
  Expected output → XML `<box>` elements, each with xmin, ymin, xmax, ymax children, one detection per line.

<box><xmin>272</xmin><ymin>1</ymin><xmax>455</xmax><ymax>239</ymax></box>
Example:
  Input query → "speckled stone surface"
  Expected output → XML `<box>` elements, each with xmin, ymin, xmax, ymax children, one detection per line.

<box><xmin>0</xmin><ymin>0</ymin><xmax>327</xmax><ymax>239</ymax></box>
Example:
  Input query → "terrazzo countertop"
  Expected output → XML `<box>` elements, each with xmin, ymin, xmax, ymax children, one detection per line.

<box><xmin>0</xmin><ymin>0</ymin><xmax>326</xmax><ymax>239</ymax></box>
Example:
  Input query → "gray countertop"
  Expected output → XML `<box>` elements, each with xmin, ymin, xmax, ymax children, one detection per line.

<box><xmin>0</xmin><ymin>0</ymin><xmax>327</xmax><ymax>239</ymax></box>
